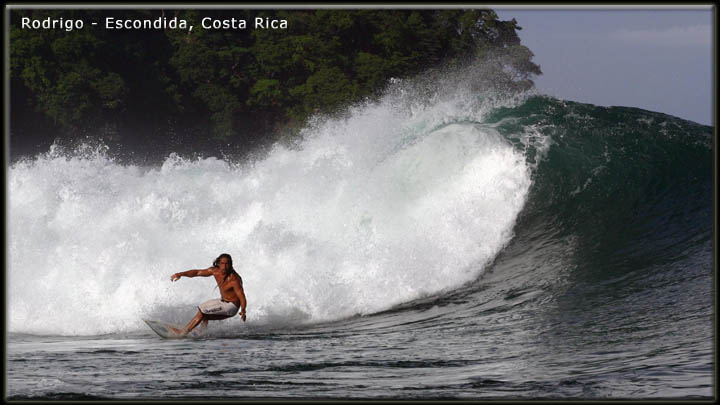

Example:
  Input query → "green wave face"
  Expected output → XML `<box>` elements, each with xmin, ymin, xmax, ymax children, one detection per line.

<box><xmin>487</xmin><ymin>96</ymin><xmax>713</xmax><ymax>277</ymax></box>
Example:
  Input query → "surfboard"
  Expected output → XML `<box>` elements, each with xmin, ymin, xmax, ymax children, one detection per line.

<box><xmin>143</xmin><ymin>319</ymin><xmax>203</xmax><ymax>339</ymax></box>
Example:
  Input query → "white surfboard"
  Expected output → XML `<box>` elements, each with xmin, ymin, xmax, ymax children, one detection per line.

<box><xmin>143</xmin><ymin>319</ymin><xmax>203</xmax><ymax>339</ymax></box>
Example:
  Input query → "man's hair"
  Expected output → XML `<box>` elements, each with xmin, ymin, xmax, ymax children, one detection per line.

<box><xmin>213</xmin><ymin>253</ymin><xmax>241</xmax><ymax>285</ymax></box>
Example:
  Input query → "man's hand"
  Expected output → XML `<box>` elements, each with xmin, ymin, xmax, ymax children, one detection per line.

<box><xmin>240</xmin><ymin>311</ymin><xmax>246</xmax><ymax>322</ymax></box>
<box><xmin>170</xmin><ymin>273</ymin><xmax>181</xmax><ymax>282</ymax></box>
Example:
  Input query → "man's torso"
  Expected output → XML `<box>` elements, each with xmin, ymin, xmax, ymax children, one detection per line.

<box><xmin>212</xmin><ymin>268</ymin><xmax>242</xmax><ymax>306</ymax></box>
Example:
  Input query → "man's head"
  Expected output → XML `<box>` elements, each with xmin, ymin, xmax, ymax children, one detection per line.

<box><xmin>214</xmin><ymin>253</ymin><xmax>233</xmax><ymax>271</ymax></box>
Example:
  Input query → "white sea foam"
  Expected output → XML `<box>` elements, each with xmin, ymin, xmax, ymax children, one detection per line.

<box><xmin>9</xmin><ymin>67</ymin><xmax>534</xmax><ymax>335</ymax></box>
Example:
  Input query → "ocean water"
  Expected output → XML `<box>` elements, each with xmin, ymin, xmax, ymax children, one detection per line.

<box><xmin>6</xmin><ymin>64</ymin><xmax>714</xmax><ymax>400</ymax></box>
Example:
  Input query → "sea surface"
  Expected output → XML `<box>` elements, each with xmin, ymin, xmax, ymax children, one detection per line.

<box><xmin>7</xmin><ymin>64</ymin><xmax>714</xmax><ymax>400</ymax></box>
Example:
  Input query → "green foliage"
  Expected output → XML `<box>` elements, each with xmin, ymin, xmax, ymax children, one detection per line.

<box><xmin>10</xmin><ymin>9</ymin><xmax>181</xmax><ymax>142</ymax></box>
<box><xmin>10</xmin><ymin>8</ymin><xmax>541</xmax><ymax>151</ymax></box>
<box><xmin>288</xmin><ymin>67</ymin><xmax>357</xmax><ymax>119</ymax></box>
<box><xmin>249</xmin><ymin>79</ymin><xmax>284</xmax><ymax>108</ymax></box>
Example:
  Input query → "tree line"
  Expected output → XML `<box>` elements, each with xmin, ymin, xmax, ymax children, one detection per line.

<box><xmin>10</xmin><ymin>9</ymin><xmax>540</xmax><ymax>159</ymax></box>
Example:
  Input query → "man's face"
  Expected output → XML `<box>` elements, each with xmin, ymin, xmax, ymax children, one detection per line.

<box><xmin>218</xmin><ymin>258</ymin><xmax>230</xmax><ymax>271</ymax></box>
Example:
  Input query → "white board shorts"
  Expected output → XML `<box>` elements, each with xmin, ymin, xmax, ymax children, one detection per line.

<box><xmin>198</xmin><ymin>299</ymin><xmax>239</xmax><ymax>317</ymax></box>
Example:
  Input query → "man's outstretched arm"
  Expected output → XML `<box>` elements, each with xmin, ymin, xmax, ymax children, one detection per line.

<box><xmin>171</xmin><ymin>268</ymin><xmax>214</xmax><ymax>281</ymax></box>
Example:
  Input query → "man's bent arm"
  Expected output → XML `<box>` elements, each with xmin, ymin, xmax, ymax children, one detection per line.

<box><xmin>234</xmin><ymin>285</ymin><xmax>247</xmax><ymax>321</ymax></box>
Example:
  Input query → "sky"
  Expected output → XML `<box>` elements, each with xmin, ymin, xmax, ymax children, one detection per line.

<box><xmin>494</xmin><ymin>7</ymin><xmax>714</xmax><ymax>126</ymax></box>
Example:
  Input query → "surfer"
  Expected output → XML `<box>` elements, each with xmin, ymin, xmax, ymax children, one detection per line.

<box><xmin>169</xmin><ymin>253</ymin><xmax>247</xmax><ymax>335</ymax></box>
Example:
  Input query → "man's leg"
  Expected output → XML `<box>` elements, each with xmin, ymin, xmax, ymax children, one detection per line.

<box><xmin>172</xmin><ymin>312</ymin><xmax>230</xmax><ymax>335</ymax></box>
<box><xmin>166</xmin><ymin>310</ymin><xmax>204</xmax><ymax>336</ymax></box>
<box><xmin>183</xmin><ymin>310</ymin><xmax>205</xmax><ymax>334</ymax></box>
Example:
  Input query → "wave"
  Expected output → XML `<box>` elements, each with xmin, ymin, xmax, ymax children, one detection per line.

<box><xmin>9</xmin><ymin>63</ymin><xmax>535</xmax><ymax>335</ymax></box>
<box><xmin>8</xmin><ymin>63</ymin><xmax>712</xmax><ymax>337</ymax></box>
<box><xmin>490</xmin><ymin>97</ymin><xmax>713</xmax><ymax>271</ymax></box>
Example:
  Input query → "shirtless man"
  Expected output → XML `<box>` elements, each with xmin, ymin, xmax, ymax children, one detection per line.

<box><xmin>170</xmin><ymin>253</ymin><xmax>247</xmax><ymax>335</ymax></box>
